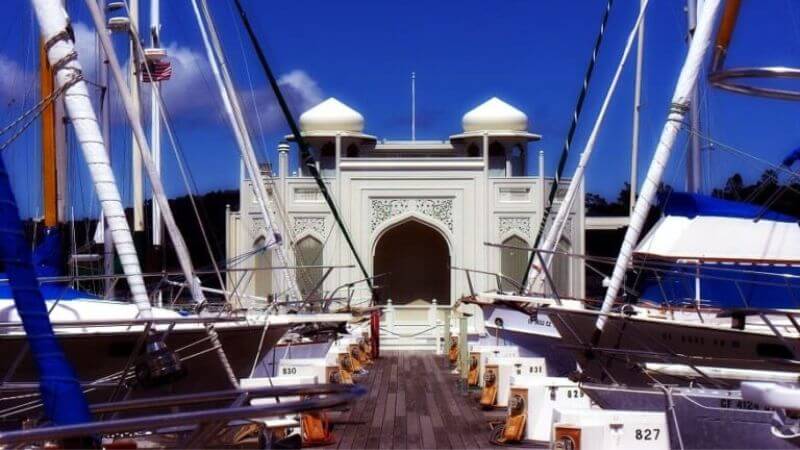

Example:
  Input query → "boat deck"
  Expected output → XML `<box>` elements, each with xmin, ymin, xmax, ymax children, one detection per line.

<box><xmin>325</xmin><ymin>350</ymin><xmax>516</xmax><ymax>449</ymax></box>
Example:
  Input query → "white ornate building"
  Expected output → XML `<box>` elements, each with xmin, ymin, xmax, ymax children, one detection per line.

<box><xmin>225</xmin><ymin>96</ymin><xmax>585</xmax><ymax>320</ymax></box>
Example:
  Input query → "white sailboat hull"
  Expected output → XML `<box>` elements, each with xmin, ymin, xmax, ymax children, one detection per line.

<box><xmin>546</xmin><ymin>305</ymin><xmax>798</xmax><ymax>386</ymax></box>
<box><xmin>480</xmin><ymin>304</ymin><xmax>577</xmax><ymax>376</ymax></box>
<box><xmin>584</xmin><ymin>383</ymin><xmax>800</xmax><ymax>449</ymax></box>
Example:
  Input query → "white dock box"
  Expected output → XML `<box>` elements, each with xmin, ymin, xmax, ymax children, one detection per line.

<box><xmin>552</xmin><ymin>409</ymin><xmax>669</xmax><ymax>450</ymax></box>
<box><xmin>276</xmin><ymin>358</ymin><xmax>336</xmax><ymax>383</ymax></box>
<box><xmin>467</xmin><ymin>345</ymin><xmax>519</xmax><ymax>387</ymax></box>
<box><xmin>506</xmin><ymin>376</ymin><xmax>591</xmax><ymax>442</ymax></box>
<box><xmin>484</xmin><ymin>357</ymin><xmax>547</xmax><ymax>407</ymax></box>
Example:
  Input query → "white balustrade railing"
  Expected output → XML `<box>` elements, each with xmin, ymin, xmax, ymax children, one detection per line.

<box><xmin>379</xmin><ymin>299</ymin><xmax>451</xmax><ymax>350</ymax></box>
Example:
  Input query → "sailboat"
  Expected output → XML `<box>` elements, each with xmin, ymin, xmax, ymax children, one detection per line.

<box><xmin>0</xmin><ymin>0</ymin><xmax>359</xmax><ymax>423</ymax></box>
<box><xmin>466</xmin><ymin>0</ymin><xmax>647</xmax><ymax>376</ymax></box>
<box><xmin>540</xmin><ymin>1</ymin><xmax>800</xmax><ymax>448</ymax></box>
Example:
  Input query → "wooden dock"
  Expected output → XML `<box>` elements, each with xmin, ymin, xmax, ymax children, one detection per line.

<box><xmin>325</xmin><ymin>351</ymin><xmax>514</xmax><ymax>450</ymax></box>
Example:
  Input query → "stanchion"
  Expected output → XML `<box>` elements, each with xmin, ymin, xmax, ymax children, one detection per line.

<box><xmin>370</xmin><ymin>309</ymin><xmax>380</xmax><ymax>359</ymax></box>
<box><xmin>443</xmin><ymin>307</ymin><xmax>451</xmax><ymax>357</ymax></box>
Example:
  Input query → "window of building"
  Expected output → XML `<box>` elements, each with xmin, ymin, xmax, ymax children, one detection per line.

<box><xmin>252</xmin><ymin>237</ymin><xmax>272</xmax><ymax>299</ymax></box>
<box><xmin>320</xmin><ymin>143</ymin><xmax>336</xmax><ymax>177</ymax></box>
<box><xmin>488</xmin><ymin>142</ymin><xmax>506</xmax><ymax>177</ymax></box>
<box><xmin>500</xmin><ymin>235</ymin><xmax>529</xmax><ymax>292</ymax></box>
<box><xmin>300</xmin><ymin>149</ymin><xmax>313</xmax><ymax>176</ymax></box>
<box><xmin>551</xmin><ymin>237</ymin><xmax>572</xmax><ymax>297</ymax></box>
<box><xmin>509</xmin><ymin>145</ymin><xmax>525</xmax><ymax>177</ymax></box>
<box><xmin>345</xmin><ymin>143</ymin><xmax>360</xmax><ymax>158</ymax></box>
<box><xmin>467</xmin><ymin>143</ymin><xmax>480</xmax><ymax>158</ymax></box>
<box><xmin>296</xmin><ymin>235</ymin><xmax>324</xmax><ymax>298</ymax></box>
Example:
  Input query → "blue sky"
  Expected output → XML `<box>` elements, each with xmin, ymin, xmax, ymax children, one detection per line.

<box><xmin>2</xmin><ymin>1</ymin><xmax>800</xmax><ymax>218</ymax></box>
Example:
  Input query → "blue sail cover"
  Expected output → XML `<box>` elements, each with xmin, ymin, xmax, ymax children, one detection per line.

<box><xmin>33</xmin><ymin>227</ymin><xmax>63</xmax><ymax>277</ymax></box>
<box><xmin>0</xmin><ymin>227</ymin><xmax>96</xmax><ymax>301</ymax></box>
<box><xmin>639</xmin><ymin>263</ymin><xmax>800</xmax><ymax>309</ymax></box>
<box><xmin>0</xmin><ymin>280</ymin><xmax>96</xmax><ymax>300</ymax></box>
<box><xmin>659</xmin><ymin>191</ymin><xmax>797</xmax><ymax>222</ymax></box>
<box><xmin>0</xmin><ymin>157</ymin><xmax>90</xmax><ymax>425</ymax></box>
<box><xmin>639</xmin><ymin>192</ymin><xmax>800</xmax><ymax>309</ymax></box>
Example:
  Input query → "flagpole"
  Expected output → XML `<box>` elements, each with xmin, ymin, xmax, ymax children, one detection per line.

<box><xmin>411</xmin><ymin>72</ymin><xmax>416</xmax><ymax>141</ymax></box>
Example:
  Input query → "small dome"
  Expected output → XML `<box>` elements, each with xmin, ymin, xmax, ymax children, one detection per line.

<box><xmin>299</xmin><ymin>98</ymin><xmax>364</xmax><ymax>133</ymax></box>
<box><xmin>462</xmin><ymin>97</ymin><xmax>528</xmax><ymax>132</ymax></box>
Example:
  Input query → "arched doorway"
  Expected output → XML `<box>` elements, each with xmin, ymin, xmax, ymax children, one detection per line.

<box><xmin>373</xmin><ymin>220</ymin><xmax>450</xmax><ymax>305</ymax></box>
<box><xmin>296</xmin><ymin>235</ymin><xmax>324</xmax><ymax>298</ymax></box>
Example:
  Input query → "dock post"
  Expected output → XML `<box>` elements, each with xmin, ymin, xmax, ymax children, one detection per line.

<box><xmin>443</xmin><ymin>306</ymin><xmax>451</xmax><ymax>358</ymax></box>
<box><xmin>430</xmin><ymin>299</ymin><xmax>441</xmax><ymax>354</ymax></box>
<box><xmin>371</xmin><ymin>308</ymin><xmax>380</xmax><ymax>359</ymax></box>
<box><xmin>386</xmin><ymin>298</ymin><xmax>394</xmax><ymax>336</ymax></box>
<box><xmin>458</xmin><ymin>312</ymin><xmax>468</xmax><ymax>384</ymax></box>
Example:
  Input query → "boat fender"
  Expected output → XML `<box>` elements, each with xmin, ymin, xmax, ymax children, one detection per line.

<box><xmin>301</xmin><ymin>410</ymin><xmax>335</xmax><ymax>446</ymax></box>
<box><xmin>358</xmin><ymin>339</ymin><xmax>372</xmax><ymax>365</ymax></box>
<box><xmin>479</xmin><ymin>368</ymin><xmax>499</xmax><ymax>408</ymax></box>
<box><xmin>467</xmin><ymin>354</ymin><xmax>480</xmax><ymax>386</ymax></box>
<box><xmin>498</xmin><ymin>394</ymin><xmax>527</xmax><ymax>443</ymax></box>
<box><xmin>448</xmin><ymin>336</ymin><xmax>459</xmax><ymax>364</ymax></box>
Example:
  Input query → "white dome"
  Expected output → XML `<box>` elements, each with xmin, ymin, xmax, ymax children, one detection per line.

<box><xmin>462</xmin><ymin>97</ymin><xmax>528</xmax><ymax>132</ymax></box>
<box><xmin>299</xmin><ymin>98</ymin><xmax>364</xmax><ymax>133</ymax></box>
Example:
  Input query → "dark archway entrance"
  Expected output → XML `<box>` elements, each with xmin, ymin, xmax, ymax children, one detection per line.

<box><xmin>373</xmin><ymin>220</ymin><xmax>450</xmax><ymax>305</ymax></box>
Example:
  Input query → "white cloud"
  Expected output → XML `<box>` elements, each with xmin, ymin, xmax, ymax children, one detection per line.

<box><xmin>0</xmin><ymin>55</ymin><xmax>31</xmax><ymax>103</ymax></box>
<box><xmin>278</xmin><ymin>69</ymin><xmax>323</xmax><ymax>109</ymax></box>
<box><xmin>0</xmin><ymin>21</ymin><xmax>324</xmax><ymax>135</ymax></box>
<box><xmin>239</xmin><ymin>69</ymin><xmax>324</xmax><ymax>133</ymax></box>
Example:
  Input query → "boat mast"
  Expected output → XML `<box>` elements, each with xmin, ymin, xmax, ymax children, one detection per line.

<box><xmin>596</xmin><ymin>0</ymin><xmax>723</xmax><ymax>338</ymax></box>
<box><xmin>129</xmin><ymin>0</ymin><xmax>145</xmax><ymax>249</ymax></box>
<box><xmin>149</xmin><ymin>0</ymin><xmax>162</xmax><ymax>250</ymax></box>
<box><xmin>85</xmin><ymin>0</ymin><xmax>239</xmax><ymax>387</ymax></box>
<box><xmin>31</xmin><ymin>0</ymin><xmax>151</xmax><ymax>316</ymax></box>
<box><xmin>191</xmin><ymin>0</ymin><xmax>303</xmax><ymax>303</ymax></box>
<box><xmin>687</xmin><ymin>0</ymin><xmax>703</xmax><ymax>193</ymax></box>
<box><xmin>230</xmin><ymin>0</ymin><xmax>376</xmax><ymax>296</ymax></box>
<box><xmin>149</xmin><ymin>0</ymin><xmax>162</xmax><ymax>307</ymax></box>
<box><xmin>40</xmin><ymin>42</ymin><xmax>58</xmax><ymax>230</ymax></box>
<box><xmin>98</xmin><ymin>0</ymin><xmax>114</xmax><ymax>297</ymax></box>
<box><xmin>518</xmin><ymin>0</ymin><xmax>616</xmax><ymax>293</ymax></box>
<box><xmin>631</xmin><ymin>0</ymin><xmax>645</xmax><ymax>214</ymax></box>
<box><xmin>524</xmin><ymin>1</ymin><xmax>650</xmax><ymax>294</ymax></box>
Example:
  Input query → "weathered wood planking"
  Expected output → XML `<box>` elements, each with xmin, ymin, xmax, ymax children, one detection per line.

<box><xmin>322</xmin><ymin>351</ymin><xmax>526</xmax><ymax>449</ymax></box>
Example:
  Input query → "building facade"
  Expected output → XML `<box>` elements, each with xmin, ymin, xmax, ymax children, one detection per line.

<box><xmin>226</xmin><ymin>96</ymin><xmax>584</xmax><ymax>322</ymax></box>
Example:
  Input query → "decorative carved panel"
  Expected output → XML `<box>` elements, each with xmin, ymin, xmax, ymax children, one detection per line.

<box><xmin>498</xmin><ymin>217</ymin><xmax>532</xmax><ymax>239</ymax></box>
<box><xmin>293</xmin><ymin>216</ymin><xmax>327</xmax><ymax>237</ymax></box>
<box><xmin>369</xmin><ymin>198</ymin><xmax>453</xmax><ymax>233</ymax></box>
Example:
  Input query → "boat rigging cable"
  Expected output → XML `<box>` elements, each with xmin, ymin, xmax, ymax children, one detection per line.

<box><xmin>85</xmin><ymin>0</ymin><xmax>240</xmax><ymax>389</ymax></box>
<box><xmin>32</xmin><ymin>0</ymin><xmax>152</xmax><ymax>316</ymax></box>
<box><xmin>519</xmin><ymin>0</ymin><xmax>615</xmax><ymax>293</ymax></box>
<box><xmin>192</xmin><ymin>0</ymin><xmax>305</xmax><ymax>305</ymax></box>
<box><xmin>523</xmin><ymin>0</ymin><xmax>651</xmax><ymax>296</ymax></box>
<box><xmin>598</xmin><ymin>0</ymin><xmax>724</xmax><ymax>338</ymax></box>
<box><xmin>230</xmin><ymin>0</ymin><xmax>375</xmax><ymax>298</ymax></box>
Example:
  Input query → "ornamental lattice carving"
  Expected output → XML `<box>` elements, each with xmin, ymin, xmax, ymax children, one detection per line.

<box><xmin>246</xmin><ymin>215</ymin><xmax>266</xmax><ymax>240</ymax></box>
<box><xmin>369</xmin><ymin>198</ymin><xmax>453</xmax><ymax>232</ymax></box>
<box><xmin>498</xmin><ymin>217</ymin><xmax>532</xmax><ymax>238</ymax></box>
<box><xmin>292</xmin><ymin>216</ymin><xmax>327</xmax><ymax>237</ymax></box>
